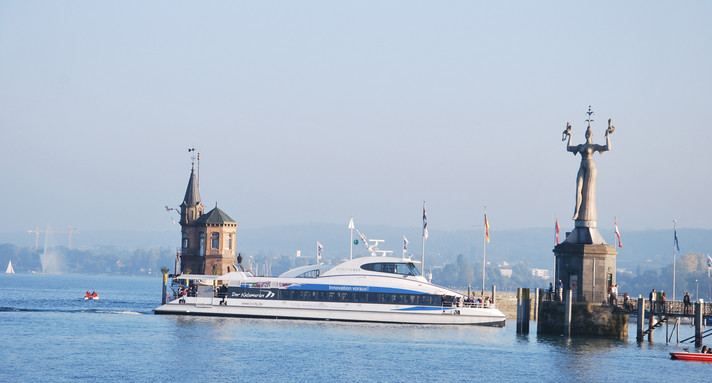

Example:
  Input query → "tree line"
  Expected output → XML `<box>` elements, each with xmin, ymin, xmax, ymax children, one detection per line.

<box><xmin>3</xmin><ymin>242</ymin><xmax>708</xmax><ymax>300</ymax></box>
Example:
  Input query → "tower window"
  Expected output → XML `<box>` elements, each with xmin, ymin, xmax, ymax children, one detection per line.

<box><xmin>225</xmin><ymin>233</ymin><xmax>233</xmax><ymax>250</ymax></box>
<box><xmin>211</xmin><ymin>233</ymin><xmax>220</xmax><ymax>250</ymax></box>
<box><xmin>182</xmin><ymin>237</ymin><xmax>189</xmax><ymax>249</ymax></box>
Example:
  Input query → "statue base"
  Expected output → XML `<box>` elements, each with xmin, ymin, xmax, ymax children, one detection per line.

<box><xmin>555</xmin><ymin>220</ymin><xmax>617</xmax><ymax>303</ymax></box>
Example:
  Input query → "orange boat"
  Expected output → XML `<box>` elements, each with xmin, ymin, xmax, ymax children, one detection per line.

<box><xmin>670</xmin><ymin>352</ymin><xmax>712</xmax><ymax>362</ymax></box>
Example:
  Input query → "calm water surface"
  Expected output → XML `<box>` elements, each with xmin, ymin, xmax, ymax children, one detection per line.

<box><xmin>0</xmin><ymin>274</ymin><xmax>708</xmax><ymax>382</ymax></box>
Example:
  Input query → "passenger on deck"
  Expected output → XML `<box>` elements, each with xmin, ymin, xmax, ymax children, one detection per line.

<box><xmin>683</xmin><ymin>292</ymin><xmax>691</xmax><ymax>315</ymax></box>
<box><xmin>702</xmin><ymin>346</ymin><xmax>708</xmax><ymax>354</ymax></box>
<box><xmin>649</xmin><ymin>289</ymin><xmax>656</xmax><ymax>312</ymax></box>
<box><xmin>661</xmin><ymin>292</ymin><xmax>666</xmax><ymax>313</ymax></box>
<box><xmin>179</xmin><ymin>286</ymin><xmax>187</xmax><ymax>303</ymax></box>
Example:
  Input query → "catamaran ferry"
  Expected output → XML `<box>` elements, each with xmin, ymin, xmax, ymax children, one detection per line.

<box><xmin>154</xmin><ymin>254</ymin><xmax>506</xmax><ymax>326</ymax></box>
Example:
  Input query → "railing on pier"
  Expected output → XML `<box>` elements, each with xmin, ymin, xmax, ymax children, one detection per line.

<box><xmin>541</xmin><ymin>290</ymin><xmax>712</xmax><ymax>317</ymax></box>
<box><xmin>540</xmin><ymin>290</ymin><xmax>712</xmax><ymax>317</ymax></box>
<box><xmin>540</xmin><ymin>289</ymin><xmax>607</xmax><ymax>304</ymax></box>
<box><xmin>614</xmin><ymin>298</ymin><xmax>712</xmax><ymax>317</ymax></box>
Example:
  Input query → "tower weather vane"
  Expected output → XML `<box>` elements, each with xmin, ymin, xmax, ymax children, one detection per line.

<box><xmin>561</xmin><ymin>106</ymin><xmax>616</xmax><ymax>223</ymax></box>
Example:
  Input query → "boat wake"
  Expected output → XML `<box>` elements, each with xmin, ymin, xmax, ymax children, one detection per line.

<box><xmin>0</xmin><ymin>306</ymin><xmax>149</xmax><ymax>315</ymax></box>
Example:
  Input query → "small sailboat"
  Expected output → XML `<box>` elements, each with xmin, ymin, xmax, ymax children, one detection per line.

<box><xmin>5</xmin><ymin>260</ymin><xmax>15</xmax><ymax>274</ymax></box>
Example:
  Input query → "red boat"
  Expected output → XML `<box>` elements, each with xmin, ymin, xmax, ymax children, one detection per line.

<box><xmin>670</xmin><ymin>352</ymin><xmax>712</xmax><ymax>362</ymax></box>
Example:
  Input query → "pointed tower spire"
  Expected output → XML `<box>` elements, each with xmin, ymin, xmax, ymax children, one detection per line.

<box><xmin>180</xmin><ymin>165</ymin><xmax>204</xmax><ymax>225</ymax></box>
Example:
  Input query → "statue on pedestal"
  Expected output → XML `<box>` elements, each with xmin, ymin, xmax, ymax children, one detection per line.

<box><xmin>562</xmin><ymin>106</ymin><xmax>615</xmax><ymax>223</ymax></box>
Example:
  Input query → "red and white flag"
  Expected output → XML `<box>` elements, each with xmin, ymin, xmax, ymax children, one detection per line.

<box><xmin>614</xmin><ymin>218</ymin><xmax>622</xmax><ymax>248</ymax></box>
<box><xmin>555</xmin><ymin>215</ymin><xmax>561</xmax><ymax>245</ymax></box>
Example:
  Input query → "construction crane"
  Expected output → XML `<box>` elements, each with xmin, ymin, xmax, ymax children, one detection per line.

<box><xmin>27</xmin><ymin>225</ymin><xmax>80</xmax><ymax>250</ymax></box>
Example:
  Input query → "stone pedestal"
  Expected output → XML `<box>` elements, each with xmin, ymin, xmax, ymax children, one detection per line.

<box><xmin>554</xmin><ymin>224</ymin><xmax>617</xmax><ymax>303</ymax></box>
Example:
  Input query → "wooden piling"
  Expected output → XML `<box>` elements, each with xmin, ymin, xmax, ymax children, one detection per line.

<box><xmin>695</xmin><ymin>301</ymin><xmax>703</xmax><ymax>348</ymax></box>
<box><xmin>516</xmin><ymin>288</ymin><xmax>530</xmax><ymax>334</ymax></box>
<box><xmin>564</xmin><ymin>289</ymin><xmax>572</xmax><ymax>337</ymax></box>
<box><xmin>636</xmin><ymin>297</ymin><xmax>644</xmax><ymax>342</ymax></box>
<box><xmin>162</xmin><ymin>272</ymin><xmax>168</xmax><ymax>305</ymax></box>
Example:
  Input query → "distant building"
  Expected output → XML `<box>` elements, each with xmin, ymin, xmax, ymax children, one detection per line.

<box><xmin>531</xmin><ymin>268</ymin><xmax>550</xmax><ymax>280</ymax></box>
<box><xmin>499</xmin><ymin>268</ymin><xmax>513</xmax><ymax>277</ymax></box>
<box><xmin>178</xmin><ymin>164</ymin><xmax>238</xmax><ymax>275</ymax></box>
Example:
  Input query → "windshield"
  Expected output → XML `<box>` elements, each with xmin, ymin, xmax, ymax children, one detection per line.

<box><xmin>361</xmin><ymin>262</ymin><xmax>420</xmax><ymax>276</ymax></box>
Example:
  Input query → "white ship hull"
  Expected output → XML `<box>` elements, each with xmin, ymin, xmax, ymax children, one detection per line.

<box><xmin>155</xmin><ymin>255</ymin><xmax>506</xmax><ymax>327</ymax></box>
<box><xmin>155</xmin><ymin>297</ymin><xmax>506</xmax><ymax>326</ymax></box>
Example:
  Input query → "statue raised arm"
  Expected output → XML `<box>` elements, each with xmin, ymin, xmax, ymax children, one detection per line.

<box><xmin>564</xmin><ymin>111</ymin><xmax>614</xmax><ymax>222</ymax></box>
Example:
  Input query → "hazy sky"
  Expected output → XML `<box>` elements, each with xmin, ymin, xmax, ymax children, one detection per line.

<box><xmin>1</xmin><ymin>1</ymin><xmax>710</xmax><ymax>236</ymax></box>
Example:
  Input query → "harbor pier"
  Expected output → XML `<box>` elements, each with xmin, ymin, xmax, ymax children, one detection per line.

<box><xmin>628</xmin><ymin>297</ymin><xmax>712</xmax><ymax>346</ymax></box>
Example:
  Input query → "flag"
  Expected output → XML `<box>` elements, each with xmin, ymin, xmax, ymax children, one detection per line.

<box><xmin>484</xmin><ymin>213</ymin><xmax>490</xmax><ymax>243</ymax></box>
<box><xmin>403</xmin><ymin>235</ymin><xmax>409</xmax><ymax>252</ymax></box>
<box><xmin>555</xmin><ymin>215</ymin><xmax>560</xmax><ymax>245</ymax></box>
<box><xmin>674</xmin><ymin>229</ymin><xmax>680</xmax><ymax>253</ymax></box>
<box><xmin>317</xmin><ymin>241</ymin><xmax>323</xmax><ymax>262</ymax></box>
<box><xmin>614</xmin><ymin>218</ymin><xmax>622</xmax><ymax>248</ymax></box>
<box><xmin>706</xmin><ymin>254</ymin><xmax>712</xmax><ymax>269</ymax></box>
<box><xmin>348</xmin><ymin>217</ymin><xmax>355</xmax><ymax>230</ymax></box>
<box><xmin>422</xmin><ymin>202</ymin><xmax>429</xmax><ymax>240</ymax></box>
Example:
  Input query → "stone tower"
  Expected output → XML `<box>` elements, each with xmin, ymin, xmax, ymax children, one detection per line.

<box><xmin>178</xmin><ymin>165</ymin><xmax>238</xmax><ymax>275</ymax></box>
<box><xmin>196</xmin><ymin>204</ymin><xmax>238</xmax><ymax>275</ymax></box>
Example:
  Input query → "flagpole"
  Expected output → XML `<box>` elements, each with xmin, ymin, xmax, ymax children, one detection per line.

<box><xmin>348</xmin><ymin>217</ymin><xmax>355</xmax><ymax>260</ymax></box>
<box><xmin>422</xmin><ymin>201</ymin><xmax>427</xmax><ymax>275</ymax></box>
<box><xmin>672</xmin><ymin>220</ymin><xmax>677</xmax><ymax>301</ymax></box>
<box><xmin>482</xmin><ymin>206</ymin><xmax>487</xmax><ymax>297</ymax></box>
<box><xmin>555</xmin><ymin>213</ymin><xmax>560</xmax><ymax>284</ymax></box>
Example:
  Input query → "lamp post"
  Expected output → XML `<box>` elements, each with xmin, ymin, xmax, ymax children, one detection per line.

<box><xmin>695</xmin><ymin>279</ymin><xmax>699</xmax><ymax>300</ymax></box>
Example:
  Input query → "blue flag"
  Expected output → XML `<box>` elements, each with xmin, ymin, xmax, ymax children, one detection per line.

<box><xmin>674</xmin><ymin>229</ymin><xmax>680</xmax><ymax>253</ymax></box>
<box><xmin>422</xmin><ymin>202</ymin><xmax>428</xmax><ymax>240</ymax></box>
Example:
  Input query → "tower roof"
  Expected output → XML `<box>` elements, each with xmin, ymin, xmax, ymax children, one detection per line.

<box><xmin>197</xmin><ymin>205</ymin><xmax>236</xmax><ymax>224</ymax></box>
<box><xmin>183</xmin><ymin>167</ymin><xmax>201</xmax><ymax>206</ymax></box>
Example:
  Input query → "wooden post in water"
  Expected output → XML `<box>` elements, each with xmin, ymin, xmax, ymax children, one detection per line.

<box><xmin>564</xmin><ymin>289</ymin><xmax>572</xmax><ymax>337</ymax></box>
<box><xmin>538</xmin><ymin>288</ymin><xmax>545</xmax><ymax>322</ymax></box>
<box><xmin>636</xmin><ymin>297</ymin><xmax>645</xmax><ymax>342</ymax></box>
<box><xmin>516</xmin><ymin>288</ymin><xmax>521</xmax><ymax>333</ymax></box>
<box><xmin>162</xmin><ymin>272</ymin><xmax>168</xmax><ymax>305</ymax></box>
<box><xmin>695</xmin><ymin>301</ymin><xmax>703</xmax><ymax>348</ymax></box>
<box><xmin>492</xmin><ymin>285</ymin><xmax>496</xmax><ymax>305</ymax></box>
<box><xmin>648</xmin><ymin>310</ymin><xmax>657</xmax><ymax>343</ymax></box>
<box><xmin>516</xmin><ymin>288</ymin><xmax>530</xmax><ymax>334</ymax></box>
<box><xmin>533</xmin><ymin>288</ymin><xmax>539</xmax><ymax>321</ymax></box>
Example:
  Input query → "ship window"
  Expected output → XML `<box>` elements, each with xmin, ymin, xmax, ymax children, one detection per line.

<box><xmin>211</xmin><ymin>233</ymin><xmax>219</xmax><ymax>250</ymax></box>
<box><xmin>361</xmin><ymin>262</ymin><xmax>420</xmax><ymax>276</ymax></box>
<box><xmin>270</xmin><ymin>289</ymin><xmax>440</xmax><ymax>306</ymax></box>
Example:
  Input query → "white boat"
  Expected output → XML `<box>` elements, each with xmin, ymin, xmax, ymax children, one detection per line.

<box><xmin>5</xmin><ymin>261</ymin><xmax>14</xmax><ymax>274</ymax></box>
<box><xmin>154</xmin><ymin>255</ymin><xmax>506</xmax><ymax>326</ymax></box>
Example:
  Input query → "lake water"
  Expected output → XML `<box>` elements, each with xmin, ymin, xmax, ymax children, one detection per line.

<box><xmin>0</xmin><ymin>274</ymin><xmax>709</xmax><ymax>382</ymax></box>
